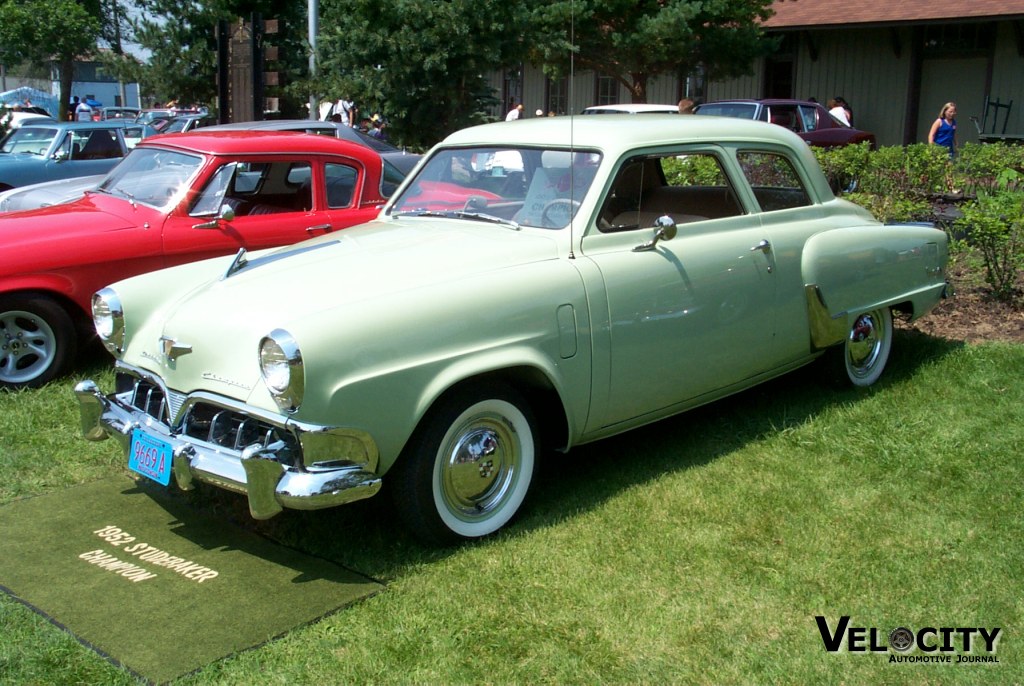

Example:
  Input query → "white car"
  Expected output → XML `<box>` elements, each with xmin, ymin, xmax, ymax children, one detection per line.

<box><xmin>582</xmin><ymin>104</ymin><xmax>679</xmax><ymax>115</ymax></box>
<box><xmin>0</xmin><ymin>174</ymin><xmax>104</xmax><ymax>212</ymax></box>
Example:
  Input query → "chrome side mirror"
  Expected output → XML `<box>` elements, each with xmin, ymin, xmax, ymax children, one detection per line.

<box><xmin>192</xmin><ymin>203</ymin><xmax>236</xmax><ymax>229</ymax></box>
<box><xmin>633</xmin><ymin>215</ymin><xmax>678</xmax><ymax>252</ymax></box>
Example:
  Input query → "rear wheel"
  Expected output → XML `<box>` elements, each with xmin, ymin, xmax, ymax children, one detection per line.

<box><xmin>391</xmin><ymin>383</ymin><xmax>537</xmax><ymax>545</ymax></box>
<box><xmin>0</xmin><ymin>295</ymin><xmax>76</xmax><ymax>389</ymax></box>
<box><xmin>827</xmin><ymin>307</ymin><xmax>893</xmax><ymax>387</ymax></box>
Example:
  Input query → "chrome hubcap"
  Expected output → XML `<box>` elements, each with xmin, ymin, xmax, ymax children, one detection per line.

<box><xmin>0</xmin><ymin>310</ymin><xmax>56</xmax><ymax>384</ymax></box>
<box><xmin>440</xmin><ymin>416</ymin><xmax>519</xmax><ymax>520</ymax></box>
<box><xmin>847</xmin><ymin>312</ymin><xmax>881</xmax><ymax>376</ymax></box>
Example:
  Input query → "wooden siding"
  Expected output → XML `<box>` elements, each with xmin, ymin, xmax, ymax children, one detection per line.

<box><xmin>986</xmin><ymin>21</ymin><xmax>1024</xmax><ymax>136</ymax></box>
<box><xmin>485</xmin><ymin>21</ymin><xmax>1024</xmax><ymax>148</ymax></box>
<box><xmin>790</xmin><ymin>28</ymin><xmax>914</xmax><ymax>146</ymax></box>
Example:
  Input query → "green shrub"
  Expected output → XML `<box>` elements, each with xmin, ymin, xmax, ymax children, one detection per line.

<box><xmin>662</xmin><ymin>154</ymin><xmax>726</xmax><ymax>186</ymax></box>
<box><xmin>953</xmin><ymin>143</ymin><xmax>1024</xmax><ymax>195</ymax></box>
<box><xmin>843</xmin><ymin>191</ymin><xmax>932</xmax><ymax>224</ymax></box>
<box><xmin>812</xmin><ymin>142</ymin><xmax>872</xmax><ymax>193</ymax></box>
<box><xmin>954</xmin><ymin>180</ymin><xmax>1024</xmax><ymax>302</ymax></box>
<box><xmin>857</xmin><ymin>143</ymin><xmax>951</xmax><ymax>197</ymax></box>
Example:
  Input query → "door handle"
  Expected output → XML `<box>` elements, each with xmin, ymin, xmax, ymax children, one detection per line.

<box><xmin>750</xmin><ymin>239</ymin><xmax>774</xmax><ymax>273</ymax></box>
<box><xmin>305</xmin><ymin>224</ymin><xmax>333</xmax><ymax>234</ymax></box>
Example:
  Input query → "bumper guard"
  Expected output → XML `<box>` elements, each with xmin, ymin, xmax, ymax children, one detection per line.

<box><xmin>74</xmin><ymin>379</ymin><xmax>382</xmax><ymax>519</ymax></box>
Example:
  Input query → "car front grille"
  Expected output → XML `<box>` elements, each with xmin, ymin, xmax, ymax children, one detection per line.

<box><xmin>119</xmin><ymin>374</ymin><xmax>299</xmax><ymax>463</ymax></box>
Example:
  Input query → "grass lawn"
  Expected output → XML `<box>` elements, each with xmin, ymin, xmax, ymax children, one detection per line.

<box><xmin>1</xmin><ymin>332</ymin><xmax>1021</xmax><ymax>684</ymax></box>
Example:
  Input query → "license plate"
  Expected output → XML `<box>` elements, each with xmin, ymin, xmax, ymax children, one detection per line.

<box><xmin>128</xmin><ymin>429</ymin><xmax>173</xmax><ymax>486</ymax></box>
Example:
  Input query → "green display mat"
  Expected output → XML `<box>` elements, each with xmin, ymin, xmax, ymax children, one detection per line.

<box><xmin>0</xmin><ymin>476</ymin><xmax>383</xmax><ymax>684</ymax></box>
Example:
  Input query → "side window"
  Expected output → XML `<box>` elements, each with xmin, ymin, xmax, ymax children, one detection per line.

<box><xmin>799</xmin><ymin>106</ymin><xmax>818</xmax><ymax>132</ymax></box>
<box><xmin>737</xmin><ymin>152</ymin><xmax>811</xmax><ymax>212</ymax></box>
<box><xmin>325</xmin><ymin>163</ymin><xmax>357</xmax><ymax>208</ymax></box>
<box><xmin>190</xmin><ymin>164</ymin><xmax>235</xmax><ymax>217</ymax></box>
<box><xmin>77</xmin><ymin>129</ymin><xmax>123</xmax><ymax>160</ymax></box>
<box><xmin>201</xmin><ymin>161</ymin><xmax>312</xmax><ymax>216</ymax></box>
<box><xmin>599</xmin><ymin>152</ymin><xmax>742</xmax><ymax>232</ymax></box>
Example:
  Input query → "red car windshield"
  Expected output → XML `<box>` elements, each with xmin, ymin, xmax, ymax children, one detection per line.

<box><xmin>389</xmin><ymin>146</ymin><xmax>601</xmax><ymax>230</ymax></box>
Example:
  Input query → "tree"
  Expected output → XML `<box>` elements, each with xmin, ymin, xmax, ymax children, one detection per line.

<box><xmin>529</xmin><ymin>0</ymin><xmax>778</xmax><ymax>104</ymax></box>
<box><xmin>315</xmin><ymin>0</ymin><xmax>531</xmax><ymax>148</ymax></box>
<box><xmin>0</xmin><ymin>0</ymin><xmax>102</xmax><ymax>120</ymax></box>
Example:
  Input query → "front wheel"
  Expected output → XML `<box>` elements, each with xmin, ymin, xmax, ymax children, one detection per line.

<box><xmin>0</xmin><ymin>294</ymin><xmax>77</xmax><ymax>389</ymax></box>
<box><xmin>391</xmin><ymin>383</ymin><xmax>537</xmax><ymax>545</ymax></box>
<box><xmin>827</xmin><ymin>307</ymin><xmax>893</xmax><ymax>387</ymax></box>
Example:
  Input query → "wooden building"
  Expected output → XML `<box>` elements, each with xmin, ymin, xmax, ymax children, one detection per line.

<box><xmin>490</xmin><ymin>1</ymin><xmax>1024</xmax><ymax>147</ymax></box>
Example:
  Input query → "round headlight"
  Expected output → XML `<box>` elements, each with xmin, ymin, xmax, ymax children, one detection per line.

<box><xmin>92</xmin><ymin>288</ymin><xmax>125</xmax><ymax>354</ymax></box>
<box><xmin>258</xmin><ymin>329</ymin><xmax>304</xmax><ymax>412</ymax></box>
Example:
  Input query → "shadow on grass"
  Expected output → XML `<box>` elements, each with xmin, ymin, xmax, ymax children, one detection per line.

<box><xmin>74</xmin><ymin>329</ymin><xmax>968</xmax><ymax>581</ymax></box>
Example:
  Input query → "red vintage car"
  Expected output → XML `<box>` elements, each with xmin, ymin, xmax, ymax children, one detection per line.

<box><xmin>0</xmin><ymin>130</ymin><xmax>398</xmax><ymax>388</ymax></box>
<box><xmin>694</xmin><ymin>99</ymin><xmax>877</xmax><ymax>149</ymax></box>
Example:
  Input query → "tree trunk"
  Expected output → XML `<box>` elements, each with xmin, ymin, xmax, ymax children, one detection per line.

<box><xmin>58</xmin><ymin>59</ymin><xmax>75</xmax><ymax>121</ymax></box>
<box><xmin>628</xmin><ymin>73</ymin><xmax>647</xmax><ymax>103</ymax></box>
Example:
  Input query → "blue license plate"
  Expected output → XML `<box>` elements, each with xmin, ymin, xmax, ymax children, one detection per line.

<box><xmin>128</xmin><ymin>429</ymin><xmax>173</xmax><ymax>486</ymax></box>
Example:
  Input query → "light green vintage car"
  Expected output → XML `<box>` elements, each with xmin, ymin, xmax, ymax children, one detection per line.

<box><xmin>76</xmin><ymin>116</ymin><xmax>949</xmax><ymax>543</ymax></box>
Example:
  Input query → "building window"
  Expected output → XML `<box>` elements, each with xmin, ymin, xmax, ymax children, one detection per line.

<box><xmin>595</xmin><ymin>73</ymin><xmax>618</xmax><ymax>106</ymax></box>
<box><xmin>546</xmin><ymin>76</ymin><xmax>568</xmax><ymax>116</ymax></box>
<box><xmin>922</xmin><ymin>23</ymin><xmax>996</xmax><ymax>57</ymax></box>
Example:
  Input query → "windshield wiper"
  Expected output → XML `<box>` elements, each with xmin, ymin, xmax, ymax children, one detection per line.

<box><xmin>106</xmin><ymin>187</ymin><xmax>137</xmax><ymax>208</ymax></box>
<box><xmin>393</xmin><ymin>208</ymin><xmax>520</xmax><ymax>230</ymax></box>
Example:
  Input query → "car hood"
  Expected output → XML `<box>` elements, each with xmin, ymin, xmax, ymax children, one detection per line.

<box><xmin>124</xmin><ymin>218</ymin><xmax>563</xmax><ymax>401</ymax></box>
<box><xmin>0</xmin><ymin>194</ymin><xmax>139</xmax><ymax>244</ymax></box>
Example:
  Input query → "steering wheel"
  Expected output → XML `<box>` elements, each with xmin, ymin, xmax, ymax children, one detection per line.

<box><xmin>540</xmin><ymin>198</ymin><xmax>582</xmax><ymax>227</ymax></box>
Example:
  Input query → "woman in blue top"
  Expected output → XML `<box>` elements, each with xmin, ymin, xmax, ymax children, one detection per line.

<box><xmin>928</xmin><ymin>102</ymin><xmax>957</xmax><ymax>157</ymax></box>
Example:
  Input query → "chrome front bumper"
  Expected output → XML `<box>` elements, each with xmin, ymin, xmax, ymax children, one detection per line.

<box><xmin>75</xmin><ymin>378</ymin><xmax>382</xmax><ymax>520</ymax></box>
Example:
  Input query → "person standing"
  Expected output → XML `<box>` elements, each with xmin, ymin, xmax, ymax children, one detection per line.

<box><xmin>505</xmin><ymin>104</ymin><xmax>523</xmax><ymax>121</ymax></box>
<box><xmin>75</xmin><ymin>98</ymin><xmax>94</xmax><ymax>122</ymax></box>
<box><xmin>928</xmin><ymin>102</ymin><xmax>958</xmax><ymax>157</ymax></box>
<box><xmin>828</xmin><ymin>98</ymin><xmax>851</xmax><ymax>126</ymax></box>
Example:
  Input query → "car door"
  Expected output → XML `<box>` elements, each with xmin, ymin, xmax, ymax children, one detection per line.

<box><xmin>161</xmin><ymin>157</ymin><xmax>340</xmax><ymax>265</ymax></box>
<box><xmin>42</xmin><ymin>129</ymin><xmax>124</xmax><ymax>183</ymax></box>
<box><xmin>581</xmin><ymin>148</ymin><xmax>779</xmax><ymax>431</ymax></box>
<box><xmin>316</xmin><ymin>159</ymin><xmax>384</xmax><ymax>230</ymax></box>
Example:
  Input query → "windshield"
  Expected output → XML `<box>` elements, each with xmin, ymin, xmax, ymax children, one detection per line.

<box><xmin>694</xmin><ymin>103</ymin><xmax>759</xmax><ymax>119</ymax></box>
<box><xmin>97</xmin><ymin>147</ymin><xmax>203</xmax><ymax>209</ymax></box>
<box><xmin>0</xmin><ymin>127</ymin><xmax>58</xmax><ymax>155</ymax></box>
<box><xmin>388</xmin><ymin>146</ymin><xmax>601</xmax><ymax>229</ymax></box>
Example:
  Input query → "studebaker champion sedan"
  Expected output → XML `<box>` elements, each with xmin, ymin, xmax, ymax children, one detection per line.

<box><xmin>0</xmin><ymin>130</ymin><xmax>403</xmax><ymax>388</ymax></box>
<box><xmin>76</xmin><ymin>116</ymin><xmax>949</xmax><ymax>544</ymax></box>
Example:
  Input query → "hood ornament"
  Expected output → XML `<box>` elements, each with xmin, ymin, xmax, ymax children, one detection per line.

<box><xmin>160</xmin><ymin>336</ymin><xmax>193</xmax><ymax>362</ymax></box>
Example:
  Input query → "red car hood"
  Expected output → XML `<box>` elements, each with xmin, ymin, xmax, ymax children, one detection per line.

<box><xmin>0</xmin><ymin>193</ymin><xmax>144</xmax><ymax>247</ymax></box>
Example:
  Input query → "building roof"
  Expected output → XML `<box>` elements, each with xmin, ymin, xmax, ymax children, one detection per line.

<box><xmin>764</xmin><ymin>0</ymin><xmax>1024</xmax><ymax>29</ymax></box>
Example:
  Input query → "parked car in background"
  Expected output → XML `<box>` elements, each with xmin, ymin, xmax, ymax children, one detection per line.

<box><xmin>0</xmin><ymin>105</ymin><xmax>56</xmax><ymax>130</ymax></box>
<box><xmin>0</xmin><ymin>118</ymin><xmax>416</xmax><ymax>213</ymax></box>
<box><xmin>158</xmin><ymin>114</ymin><xmax>217</xmax><ymax>133</ymax></box>
<box><xmin>0</xmin><ymin>173</ymin><xmax>104</xmax><ymax>212</ymax></box>
<box><xmin>76</xmin><ymin>115</ymin><xmax>948</xmax><ymax>544</ymax></box>
<box><xmin>99</xmin><ymin>107</ymin><xmax>141</xmax><ymax>120</ymax></box>
<box><xmin>203</xmin><ymin>119</ymin><xmax>422</xmax><ymax>179</ymax></box>
<box><xmin>582</xmin><ymin>103</ymin><xmax>679</xmax><ymax>115</ymax></box>
<box><xmin>694</xmin><ymin>99</ymin><xmax>876</xmax><ymax>148</ymax></box>
<box><xmin>0</xmin><ymin>121</ymin><xmax>157</xmax><ymax>190</ymax></box>
<box><xmin>0</xmin><ymin>130</ymin><xmax>403</xmax><ymax>387</ymax></box>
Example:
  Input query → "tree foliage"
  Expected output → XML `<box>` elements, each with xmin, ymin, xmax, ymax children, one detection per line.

<box><xmin>529</xmin><ymin>0</ymin><xmax>777</xmax><ymax>103</ymax></box>
<box><xmin>315</xmin><ymin>0</ymin><xmax>531</xmax><ymax>148</ymax></box>
<box><xmin>0</xmin><ymin>0</ymin><xmax>102</xmax><ymax>120</ymax></box>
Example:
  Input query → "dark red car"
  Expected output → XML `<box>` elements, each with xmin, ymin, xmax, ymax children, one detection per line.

<box><xmin>0</xmin><ymin>130</ymin><xmax>401</xmax><ymax>388</ymax></box>
<box><xmin>694</xmin><ymin>99</ymin><xmax>876</xmax><ymax>149</ymax></box>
